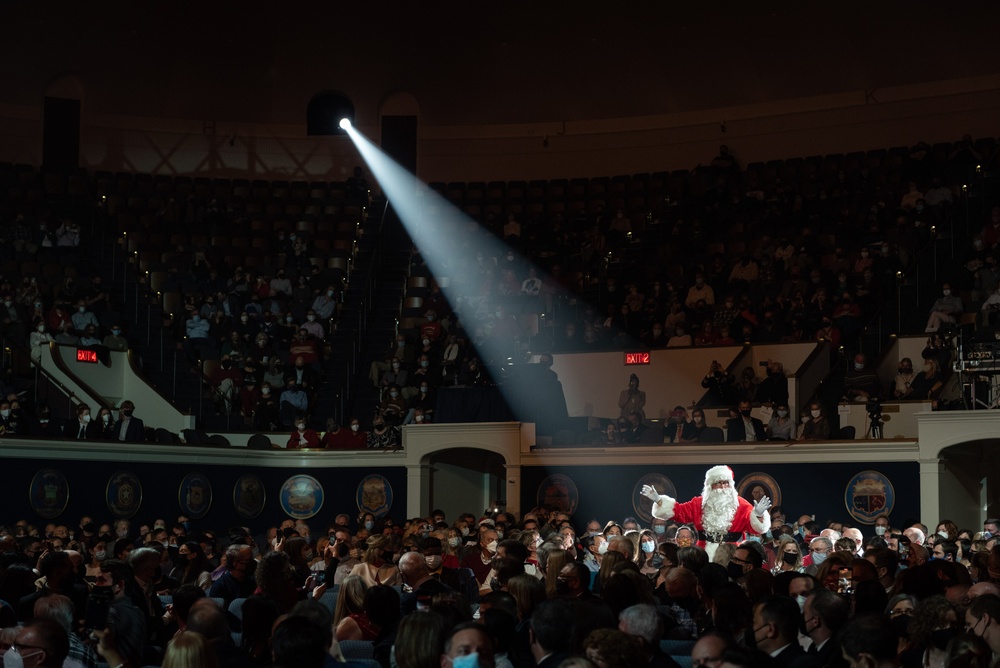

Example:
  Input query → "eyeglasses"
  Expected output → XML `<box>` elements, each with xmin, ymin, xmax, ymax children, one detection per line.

<box><xmin>730</xmin><ymin>556</ymin><xmax>749</xmax><ymax>565</ymax></box>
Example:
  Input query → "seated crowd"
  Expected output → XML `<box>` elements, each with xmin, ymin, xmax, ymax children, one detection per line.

<box><xmin>1</xmin><ymin>504</ymin><xmax>999</xmax><ymax>668</ymax></box>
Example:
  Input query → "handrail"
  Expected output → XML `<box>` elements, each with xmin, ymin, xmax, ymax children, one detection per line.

<box><xmin>45</xmin><ymin>342</ymin><xmax>116</xmax><ymax>412</ymax></box>
<box><xmin>4</xmin><ymin>339</ymin><xmax>81</xmax><ymax>418</ymax></box>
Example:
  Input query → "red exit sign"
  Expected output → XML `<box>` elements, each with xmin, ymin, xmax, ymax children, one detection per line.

<box><xmin>77</xmin><ymin>348</ymin><xmax>98</xmax><ymax>364</ymax></box>
<box><xmin>624</xmin><ymin>352</ymin><xmax>650</xmax><ymax>365</ymax></box>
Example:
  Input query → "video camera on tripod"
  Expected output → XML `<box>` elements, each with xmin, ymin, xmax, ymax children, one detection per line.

<box><xmin>866</xmin><ymin>397</ymin><xmax>884</xmax><ymax>439</ymax></box>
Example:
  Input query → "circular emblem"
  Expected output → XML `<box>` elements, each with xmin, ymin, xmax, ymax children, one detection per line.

<box><xmin>106</xmin><ymin>470</ymin><xmax>142</xmax><ymax>518</ymax></box>
<box><xmin>178</xmin><ymin>472</ymin><xmax>213</xmax><ymax>520</ymax></box>
<box><xmin>356</xmin><ymin>474</ymin><xmax>393</xmax><ymax>517</ymax></box>
<box><xmin>536</xmin><ymin>474</ymin><xmax>579</xmax><ymax>515</ymax></box>
<box><xmin>30</xmin><ymin>469</ymin><xmax>69</xmax><ymax>520</ymax></box>
<box><xmin>737</xmin><ymin>473</ymin><xmax>782</xmax><ymax>509</ymax></box>
<box><xmin>233</xmin><ymin>474</ymin><xmax>266</xmax><ymax>520</ymax></box>
<box><xmin>632</xmin><ymin>473</ymin><xmax>678</xmax><ymax>523</ymax></box>
<box><xmin>844</xmin><ymin>470</ymin><xmax>895</xmax><ymax>525</ymax></box>
<box><xmin>280</xmin><ymin>475</ymin><xmax>324</xmax><ymax>520</ymax></box>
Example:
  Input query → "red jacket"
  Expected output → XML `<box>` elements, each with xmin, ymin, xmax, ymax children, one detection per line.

<box><xmin>286</xmin><ymin>428</ymin><xmax>319</xmax><ymax>449</ymax></box>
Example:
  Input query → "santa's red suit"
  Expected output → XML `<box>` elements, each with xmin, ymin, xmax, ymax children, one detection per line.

<box><xmin>646</xmin><ymin>465</ymin><xmax>770</xmax><ymax>557</ymax></box>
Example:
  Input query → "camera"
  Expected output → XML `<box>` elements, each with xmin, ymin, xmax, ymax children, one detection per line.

<box><xmin>866</xmin><ymin>397</ymin><xmax>882</xmax><ymax>417</ymax></box>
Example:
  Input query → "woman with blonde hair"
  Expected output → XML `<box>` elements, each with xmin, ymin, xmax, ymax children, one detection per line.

<box><xmin>544</xmin><ymin>548</ymin><xmax>569</xmax><ymax>599</ymax></box>
<box><xmin>162</xmin><ymin>630</ymin><xmax>218</xmax><ymax>668</ymax></box>
<box><xmin>507</xmin><ymin>573</ymin><xmax>546</xmax><ymax>622</ymax></box>
<box><xmin>519</xmin><ymin>529</ymin><xmax>541</xmax><ymax>577</ymax></box>
<box><xmin>349</xmin><ymin>534</ymin><xmax>400</xmax><ymax>586</ymax></box>
<box><xmin>711</xmin><ymin>543</ymin><xmax>736</xmax><ymax>568</ymax></box>
<box><xmin>333</xmin><ymin>575</ymin><xmax>378</xmax><ymax>641</ymax></box>
<box><xmin>771</xmin><ymin>535</ymin><xmax>804</xmax><ymax>574</ymax></box>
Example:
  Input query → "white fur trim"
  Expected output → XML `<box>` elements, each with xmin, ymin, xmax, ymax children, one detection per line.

<box><xmin>750</xmin><ymin>509</ymin><xmax>771</xmax><ymax>535</ymax></box>
<box><xmin>704</xmin><ymin>465</ymin><xmax>734</xmax><ymax>485</ymax></box>
<box><xmin>651</xmin><ymin>495</ymin><xmax>677</xmax><ymax>521</ymax></box>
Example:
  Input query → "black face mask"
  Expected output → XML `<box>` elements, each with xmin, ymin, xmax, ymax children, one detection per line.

<box><xmin>740</xmin><ymin>409</ymin><xmax>751</xmax><ymax>417</ymax></box>
<box><xmin>727</xmin><ymin>562</ymin><xmax>745</xmax><ymax>581</ymax></box>
<box><xmin>782</xmin><ymin>552</ymin><xmax>798</xmax><ymax>566</ymax></box>
<box><xmin>929</xmin><ymin>627</ymin><xmax>958</xmax><ymax>651</ymax></box>
<box><xmin>890</xmin><ymin>615</ymin><xmax>911</xmax><ymax>639</ymax></box>
<box><xmin>554</xmin><ymin>579</ymin><xmax>571</xmax><ymax>596</ymax></box>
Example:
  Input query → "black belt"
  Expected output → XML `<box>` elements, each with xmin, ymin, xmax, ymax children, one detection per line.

<box><xmin>697</xmin><ymin>530</ymin><xmax>745</xmax><ymax>543</ymax></box>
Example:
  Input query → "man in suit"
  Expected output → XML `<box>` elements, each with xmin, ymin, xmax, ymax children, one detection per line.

<box><xmin>65</xmin><ymin>403</ymin><xmax>100</xmax><ymax>440</ymax></box>
<box><xmin>726</xmin><ymin>400</ymin><xmax>766</xmax><ymax>442</ymax></box>
<box><xmin>802</xmin><ymin>589</ymin><xmax>849</xmax><ymax>665</ymax></box>
<box><xmin>530</xmin><ymin>599</ymin><xmax>573</xmax><ymax>668</ymax></box>
<box><xmin>111</xmin><ymin>400</ymin><xmax>145</xmax><ymax>443</ymax></box>
<box><xmin>752</xmin><ymin>597</ymin><xmax>806</xmax><ymax>667</ymax></box>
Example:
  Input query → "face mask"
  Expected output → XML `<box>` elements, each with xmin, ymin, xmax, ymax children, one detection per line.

<box><xmin>653</xmin><ymin>525</ymin><xmax>665</xmax><ymax>535</ymax></box>
<box><xmin>854</xmin><ymin>363</ymin><xmax>864</xmax><ymax>370</ymax></box>
<box><xmin>415</xmin><ymin>415</ymin><xmax>424</xmax><ymax>423</ymax></box>
<box><xmin>307</xmin><ymin>315</ymin><xmax>316</xmax><ymax>321</ymax></box>
<box><xmin>943</xmin><ymin>289</ymin><xmax>951</xmax><ymax>296</ymax></box>
<box><xmin>351</xmin><ymin>424</ymin><xmax>359</xmax><ymax>432</ymax></box>
<box><xmin>82</xmin><ymin>414</ymin><xmax>91</xmax><ymax>422</ymax></box>
<box><xmin>78</xmin><ymin>306</ymin><xmax>86</xmax><ymax>313</ymax></box>
<box><xmin>392</xmin><ymin>363</ymin><xmax>400</xmax><ymax>369</ymax></box>
<box><xmin>448</xmin><ymin>537</ymin><xmax>461</xmax><ymax>548</ymax></box>
<box><xmin>422</xmin><ymin>339</ymin><xmax>431</xmax><ymax>346</ymax></box>
<box><xmin>726</xmin><ymin>562</ymin><xmax>745</xmax><ymax>580</ymax></box>
<box><xmin>641</xmin><ymin>541</ymin><xmax>655</xmax><ymax>554</ymax></box>
<box><xmin>795</xmin><ymin>594</ymin><xmax>807</xmax><ymax>612</ymax></box>
<box><xmin>240</xmin><ymin>316</ymin><xmax>248</xmax><ymax>323</ymax></box>
<box><xmin>117</xmin><ymin>529</ymin><xmax>128</xmax><ymax>538</ymax></box>
<box><xmin>782</xmin><ymin>552</ymin><xmax>798</xmax><ymax>566</ymax></box>
<box><xmin>420</xmin><ymin>386</ymin><xmax>428</xmax><ymax>393</ymax></box>
<box><xmin>485</xmin><ymin>540</ymin><xmax>498</xmax><ymax>554</ymax></box>
<box><xmin>364</xmin><ymin>521</ymin><xmax>374</xmax><ymax>531</ymax></box>
<box><xmin>461</xmin><ymin>527</ymin><xmax>470</xmax><ymax>537</ymax></box>
<box><xmin>810</xmin><ymin>409</ymin><xmax>821</xmax><ymax>418</ymax></box>
<box><xmin>448</xmin><ymin>652</ymin><xmax>482</xmax><ymax>668</ymax></box>
<box><xmin>775</xmin><ymin>409</ymin><xmax>788</xmax><ymax>418</ymax></box>
<box><xmin>261</xmin><ymin>388</ymin><xmax>270</xmax><ymax>396</ymax></box>
<box><xmin>890</xmin><ymin>615</ymin><xmax>911</xmax><ymax>639</ymax></box>
<box><xmin>875</xmin><ymin>526</ymin><xmax>887</xmax><ymax>536</ymax></box>
<box><xmin>811</xmin><ymin>551</ymin><xmax>827</xmax><ymax>566</ymax></box>
<box><xmin>425</xmin><ymin>555</ymin><xmax>443</xmax><ymax>570</ymax></box>
<box><xmin>597</xmin><ymin>542</ymin><xmax>609</xmax><ymax>555</ymax></box>
<box><xmin>740</xmin><ymin>409</ymin><xmax>751</xmax><ymax>417</ymax></box>
<box><xmin>37</xmin><ymin>325</ymin><xmax>45</xmax><ymax>333</ymax></box>
<box><xmin>296</xmin><ymin>424</ymin><xmax>306</xmax><ymax>431</ymax></box>
<box><xmin>5</xmin><ymin>647</ymin><xmax>41</xmax><ymax>668</ymax></box>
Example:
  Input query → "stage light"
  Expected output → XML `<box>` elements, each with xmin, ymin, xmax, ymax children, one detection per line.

<box><xmin>339</xmin><ymin>118</ymin><xmax>351</xmax><ymax>130</ymax></box>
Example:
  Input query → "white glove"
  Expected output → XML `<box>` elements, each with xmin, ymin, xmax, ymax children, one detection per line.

<box><xmin>754</xmin><ymin>496</ymin><xmax>772</xmax><ymax>516</ymax></box>
<box><xmin>641</xmin><ymin>484</ymin><xmax>660</xmax><ymax>502</ymax></box>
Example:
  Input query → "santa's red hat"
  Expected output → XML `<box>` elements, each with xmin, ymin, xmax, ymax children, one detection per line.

<box><xmin>704</xmin><ymin>465</ymin><xmax>734</xmax><ymax>486</ymax></box>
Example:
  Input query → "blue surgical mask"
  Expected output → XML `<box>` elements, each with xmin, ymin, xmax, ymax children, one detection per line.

<box><xmin>449</xmin><ymin>653</ymin><xmax>482</xmax><ymax>668</ymax></box>
<box><xmin>745</xmin><ymin>535</ymin><xmax>762</xmax><ymax>543</ymax></box>
<box><xmin>641</xmin><ymin>541</ymin><xmax>655</xmax><ymax>553</ymax></box>
<box><xmin>653</xmin><ymin>525</ymin><xmax>665</xmax><ymax>535</ymax></box>
<box><xmin>364</xmin><ymin>521</ymin><xmax>374</xmax><ymax>531</ymax></box>
<box><xmin>812</xmin><ymin>551</ymin><xmax>828</xmax><ymax>566</ymax></box>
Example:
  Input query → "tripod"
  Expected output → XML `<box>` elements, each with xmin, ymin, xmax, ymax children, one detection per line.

<box><xmin>867</xmin><ymin>412</ymin><xmax>883</xmax><ymax>439</ymax></box>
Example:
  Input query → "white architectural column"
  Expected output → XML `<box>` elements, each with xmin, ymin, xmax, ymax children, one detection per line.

<box><xmin>505</xmin><ymin>464</ymin><xmax>521</xmax><ymax>519</ymax></box>
<box><xmin>406</xmin><ymin>464</ymin><xmax>432</xmax><ymax>518</ymax></box>
<box><xmin>919</xmin><ymin>458</ymin><xmax>942</xmax><ymax>527</ymax></box>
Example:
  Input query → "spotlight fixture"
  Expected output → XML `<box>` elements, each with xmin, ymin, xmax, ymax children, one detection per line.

<box><xmin>339</xmin><ymin>118</ymin><xmax>351</xmax><ymax>130</ymax></box>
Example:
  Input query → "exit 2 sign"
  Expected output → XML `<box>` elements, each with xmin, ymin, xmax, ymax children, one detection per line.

<box><xmin>624</xmin><ymin>352</ymin><xmax>650</xmax><ymax>365</ymax></box>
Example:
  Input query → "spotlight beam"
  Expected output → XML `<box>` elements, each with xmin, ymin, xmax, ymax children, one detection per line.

<box><xmin>342</xmin><ymin>123</ymin><xmax>576</xmax><ymax>428</ymax></box>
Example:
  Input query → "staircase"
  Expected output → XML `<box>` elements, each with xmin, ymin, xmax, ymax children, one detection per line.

<box><xmin>313</xmin><ymin>202</ymin><xmax>413</xmax><ymax>427</ymax></box>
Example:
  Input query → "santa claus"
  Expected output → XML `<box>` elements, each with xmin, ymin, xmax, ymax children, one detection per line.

<box><xmin>641</xmin><ymin>465</ymin><xmax>771</xmax><ymax>558</ymax></box>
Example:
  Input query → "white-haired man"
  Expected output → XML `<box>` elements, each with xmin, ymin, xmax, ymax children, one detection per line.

<box><xmin>641</xmin><ymin>465</ymin><xmax>770</xmax><ymax>558</ymax></box>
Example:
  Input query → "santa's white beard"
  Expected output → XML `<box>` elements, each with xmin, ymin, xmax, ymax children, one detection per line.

<box><xmin>701</xmin><ymin>486</ymin><xmax>739</xmax><ymax>537</ymax></box>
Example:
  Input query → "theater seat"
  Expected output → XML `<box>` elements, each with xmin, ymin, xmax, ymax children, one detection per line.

<box><xmin>699</xmin><ymin>427</ymin><xmax>725</xmax><ymax>443</ymax></box>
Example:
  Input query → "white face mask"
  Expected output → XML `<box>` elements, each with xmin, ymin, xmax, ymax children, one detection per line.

<box><xmin>351</xmin><ymin>424</ymin><xmax>359</xmax><ymax>432</ymax></box>
<box><xmin>485</xmin><ymin>540</ymin><xmax>498</xmax><ymax>554</ymax></box>
<box><xmin>425</xmin><ymin>555</ymin><xmax>443</xmax><ymax>570</ymax></box>
<box><xmin>597</xmin><ymin>542</ymin><xmax>609</xmax><ymax>555</ymax></box>
<box><xmin>448</xmin><ymin>537</ymin><xmax>461</xmax><ymax>548</ymax></box>
<box><xmin>5</xmin><ymin>647</ymin><xmax>41</xmax><ymax>668</ymax></box>
<box><xmin>875</xmin><ymin>526</ymin><xmax>887</xmax><ymax>536</ymax></box>
<box><xmin>810</xmin><ymin>409</ymin><xmax>821</xmax><ymax>418</ymax></box>
<box><xmin>82</xmin><ymin>414</ymin><xmax>91</xmax><ymax>422</ymax></box>
<box><xmin>938</xmin><ymin>530</ymin><xmax>949</xmax><ymax>540</ymax></box>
